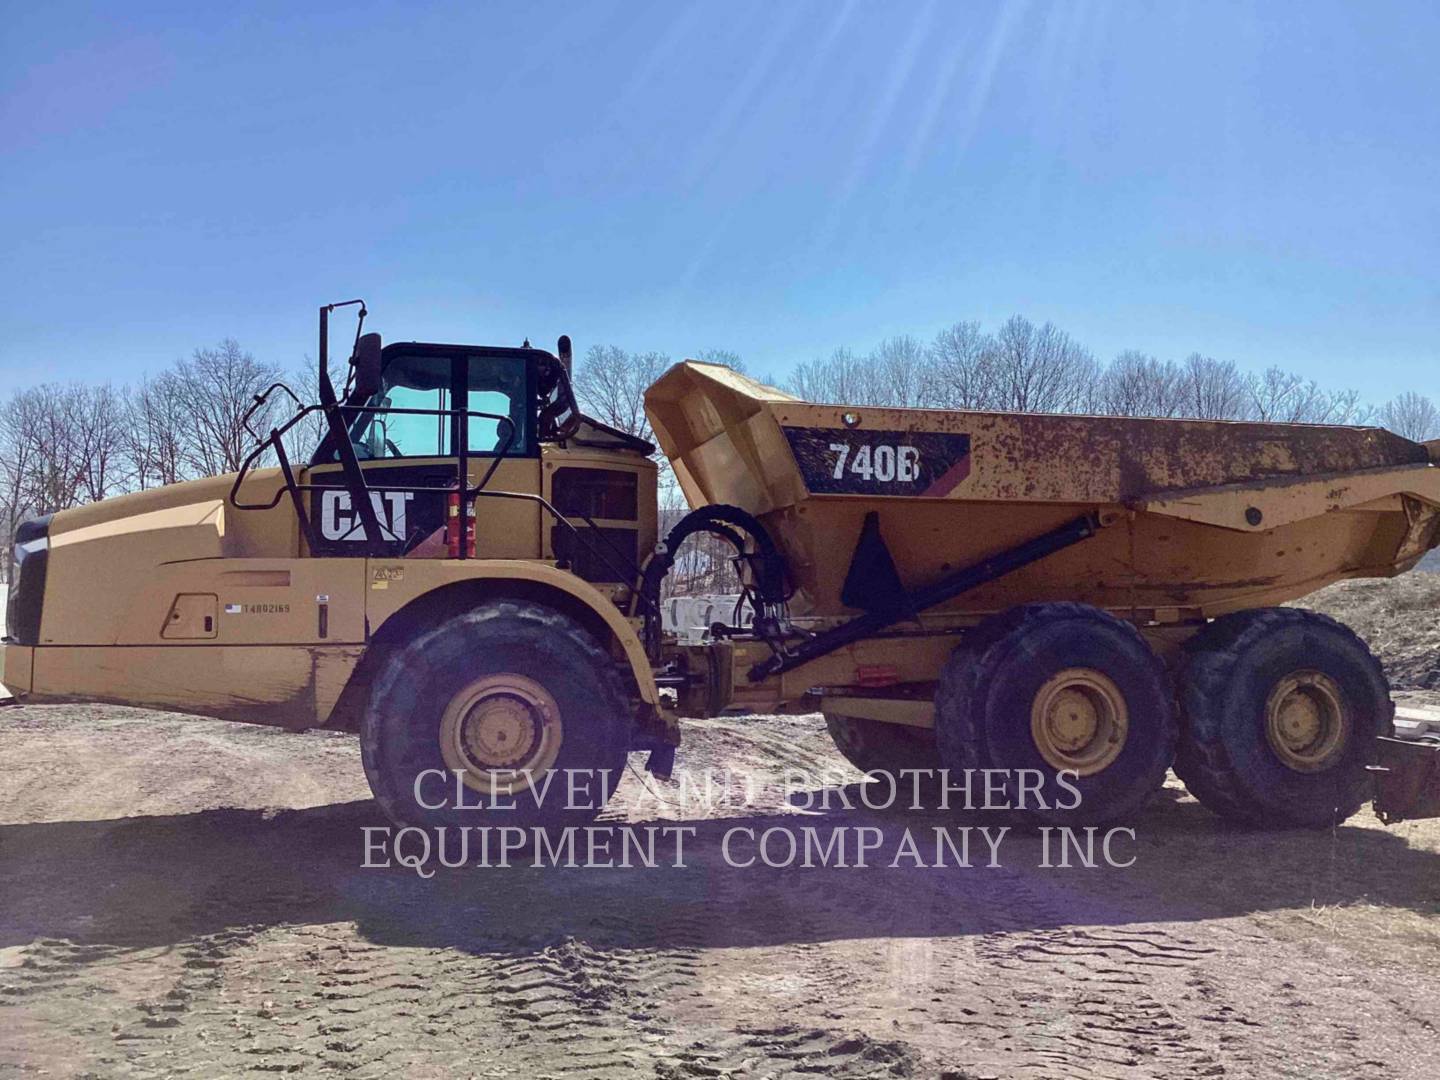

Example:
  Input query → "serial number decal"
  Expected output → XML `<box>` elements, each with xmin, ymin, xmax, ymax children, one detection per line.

<box><xmin>782</xmin><ymin>426</ymin><xmax>972</xmax><ymax>497</ymax></box>
<box><xmin>226</xmin><ymin>603</ymin><xmax>291</xmax><ymax>615</ymax></box>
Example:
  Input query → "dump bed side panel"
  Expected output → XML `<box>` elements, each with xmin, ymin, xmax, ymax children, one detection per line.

<box><xmin>645</xmin><ymin>362</ymin><xmax>1440</xmax><ymax>621</ymax></box>
<box><xmin>646</xmin><ymin>362</ymin><xmax>1428</xmax><ymax>509</ymax></box>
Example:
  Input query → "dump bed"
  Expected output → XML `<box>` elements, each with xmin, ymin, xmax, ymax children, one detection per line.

<box><xmin>645</xmin><ymin>362</ymin><xmax>1440</xmax><ymax>621</ymax></box>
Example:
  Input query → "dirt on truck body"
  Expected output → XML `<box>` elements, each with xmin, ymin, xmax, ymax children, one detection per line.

<box><xmin>4</xmin><ymin>301</ymin><xmax>1440</xmax><ymax>838</ymax></box>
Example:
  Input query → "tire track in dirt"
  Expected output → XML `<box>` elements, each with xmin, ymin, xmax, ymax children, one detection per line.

<box><xmin>956</xmin><ymin>848</ymin><xmax>1407</xmax><ymax>1080</ymax></box>
<box><xmin>0</xmin><ymin>938</ymin><xmax>124</xmax><ymax>1003</ymax></box>
<box><xmin>972</xmin><ymin>916</ymin><xmax>1222</xmax><ymax>1078</ymax></box>
<box><xmin>650</xmin><ymin>812</ymin><xmax>1231</xmax><ymax>1079</ymax></box>
<box><xmin>622</xmin><ymin>820</ymin><xmax>930</xmax><ymax>1078</ymax></box>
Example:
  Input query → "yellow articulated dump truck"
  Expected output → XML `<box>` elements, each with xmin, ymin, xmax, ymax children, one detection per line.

<box><xmin>4</xmin><ymin>300</ymin><xmax>1439</xmax><ymax>830</ymax></box>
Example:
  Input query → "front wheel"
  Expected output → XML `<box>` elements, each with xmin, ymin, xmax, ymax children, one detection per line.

<box><xmin>360</xmin><ymin>600</ymin><xmax>630</xmax><ymax>832</ymax></box>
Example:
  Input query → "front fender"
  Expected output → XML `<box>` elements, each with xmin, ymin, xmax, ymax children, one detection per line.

<box><xmin>364</xmin><ymin>558</ymin><xmax>658</xmax><ymax>705</ymax></box>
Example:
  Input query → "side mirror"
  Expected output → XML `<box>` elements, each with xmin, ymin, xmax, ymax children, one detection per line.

<box><xmin>557</xmin><ymin>334</ymin><xmax>573</xmax><ymax>377</ymax></box>
<box><xmin>350</xmin><ymin>333</ymin><xmax>383</xmax><ymax>401</ymax></box>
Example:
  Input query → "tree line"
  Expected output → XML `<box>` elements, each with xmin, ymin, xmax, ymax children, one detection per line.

<box><xmin>577</xmin><ymin>315</ymin><xmax>1437</xmax><ymax>441</ymax></box>
<box><xmin>0</xmin><ymin>341</ymin><xmax>326</xmax><ymax>575</ymax></box>
<box><xmin>0</xmin><ymin>314</ymin><xmax>1434</xmax><ymax>583</ymax></box>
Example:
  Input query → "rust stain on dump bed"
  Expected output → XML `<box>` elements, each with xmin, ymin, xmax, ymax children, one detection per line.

<box><xmin>998</xmin><ymin>413</ymin><xmax>1427</xmax><ymax>502</ymax></box>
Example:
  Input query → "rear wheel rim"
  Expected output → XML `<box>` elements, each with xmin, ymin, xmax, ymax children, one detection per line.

<box><xmin>1030</xmin><ymin>667</ymin><xmax>1129</xmax><ymax>776</ymax></box>
<box><xmin>1264</xmin><ymin>670</ymin><xmax>1349</xmax><ymax>773</ymax></box>
<box><xmin>439</xmin><ymin>673</ymin><xmax>563</xmax><ymax>797</ymax></box>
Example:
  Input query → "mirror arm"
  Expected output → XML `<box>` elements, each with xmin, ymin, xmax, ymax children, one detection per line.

<box><xmin>317</xmin><ymin>300</ymin><xmax>383</xmax><ymax>544</ymax></box>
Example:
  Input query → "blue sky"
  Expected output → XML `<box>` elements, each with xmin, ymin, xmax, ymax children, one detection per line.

<box><xmin>2</xmin><ymin>1</ymin><xmax>1437</xmax><ymax>403</ymax></box>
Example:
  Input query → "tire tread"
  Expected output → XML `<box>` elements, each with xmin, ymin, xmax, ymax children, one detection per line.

<box><xmin>360</xmin><ymin>599</ymin><xmax>630</xmax><ymax>829</ymax></box>
<box><xmin>1174</xmin><ymin>607</ymin><xmax>1392</xmax><ymax>827</ymax></box>
<box><xmin>936</xmin><ymin>602</ymin><xmax>1176</xmax><ymax>825</ymax></box>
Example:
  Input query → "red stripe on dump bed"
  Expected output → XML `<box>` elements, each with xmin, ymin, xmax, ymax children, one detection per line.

<box><xmin>921</xmin><ymin>455</ymin><xmax>971</xmax><ymax>498</ymax></box>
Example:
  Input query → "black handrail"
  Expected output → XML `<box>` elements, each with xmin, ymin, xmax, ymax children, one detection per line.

<box><xmin>229</xmin><ymin>400</ymin><xmax>516</xmax><ymax>559</ymax></box>
<box><xmin>473</xmin><ymin>488</ymin><xmax>655</xmax><ymax>617</ymax></box>
<box><xmin>229</xmin><ymin>403</ymin><xmax>515</xmax><ymax>509</ymax></box>
<box><xmin>228</xmin><ymin>398</ymin><xmax>651</xmax><ymax>601</ymax></box>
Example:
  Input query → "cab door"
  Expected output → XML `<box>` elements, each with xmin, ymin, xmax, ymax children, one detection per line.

<box><xmin>302</xmin><ymin>346</ymin><xmax>543</xmax><ymax>560</ymax></box>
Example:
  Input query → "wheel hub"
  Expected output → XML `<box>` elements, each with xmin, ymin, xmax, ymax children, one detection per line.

<box><xmin>439</xmin><ymin>673</ymin><xmax>563</xmax><ymax>796</ymax></box>
<box><xmin>1265</xmin><ymin>670</ymin><xmax>1349</xmax><ymax>773</ymax></box>
<box><xmin>1030</xmin><ymin>668</ymin><xmax>1129</xmax><ymax>776</ymax></box>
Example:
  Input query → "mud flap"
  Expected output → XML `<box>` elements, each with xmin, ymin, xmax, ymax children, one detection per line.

<box><xmin>1371</xmin><ymin>736</ymin><xmax>1440</xmax><ymax>823</ymax></box>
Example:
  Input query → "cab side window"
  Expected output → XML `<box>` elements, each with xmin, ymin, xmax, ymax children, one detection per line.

<box><xmin>467</xmin><ymin>389</ymin><xmax>521</xmax><ymax>452</ymax></box>
<box><xmin>464</xmin><ymin>354</ymin><xmax>530</xmax><ymax>454</ymax></box>
<box><xmin>346</xmin><ymin>351</ymin><xmax>532</xmax><ymax>459</ymax></box>
<box><xmin>374</xmin><ymin>384</ymin><xmax>447</xmax><ymax>457</ymax></box>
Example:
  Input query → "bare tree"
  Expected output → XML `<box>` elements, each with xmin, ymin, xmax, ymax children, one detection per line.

<box><xmin>785</xmin><ymin>347</ymin><xmax>871</xmax><ymax>404</ymax></box>
<box><xmin>1180</xmin><ymin>354</ymin><xmax>1248</xmax><ymax>420</ymax></box>
<box><xmin>0</xmin><ymin>383</ymin><xmax>136</xmax><ymax>576</ymax></box>
<box><xmin>1247</xmin><ymin>367</ymin><xmax>1312</xmax><ymax>422</ymax></box>
<box><xmin>928</xmin><ymin>321</ymin><xmax>996</xmax><ymax>409</ymax></box>
<box><xmin>0</xmin><ymin>395</ymin><xmax>40</xmax><ymax>579</ymax></box>
<box><xmin>123</xmin><ymin>373</ymin><xmax>193</xmax><ymax>490</ymax></box>
<box><xmin>572</xmin><ymin>345</ymin><xmax>668</xmax><ymax>445</ymax></box>
<box><xmin>171</xmin><ymin>339</ymin><xmax>283</xmax><ymax>477</ymax></box>
<box><xmin>1100</xmin><ymin>352</ymin><xmax>1185</xmax><ymax>417</ymax></box>
<box><xmin>74</xmin><ymin>385</ymin><xmax>126</xmax><ymax>502</ymax></box>
<box><xmin>1244</xmin><ymin>366</ymin><xmax>1368</xmax><ymax>424</ymax></box>
<box><xmin>1380</xmin><ymin>391</ymin><xmax>1440</xmax><ymax>441</ymax></box>
<box><xmin>1319</xmin><ymin>388</ymin><xmax>1375</xmax><ymax>427</ymax></box>
<box><xmin>3</xmin><ymin>385</ymin><xmax>91</xmax><ymax>516</ymax></box>
<box><xmin>988</xmin><ymin>315</ymin><xmax>1098</xmax><ymax>413</ymax></box>
<box><xmin>868</xmin><ymin>335</ymin><xmax>931</xmax><ymax>407</ymax></box>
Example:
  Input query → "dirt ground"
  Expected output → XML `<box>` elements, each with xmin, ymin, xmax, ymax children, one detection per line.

<box><xmin>3</xmin><ymin>577</ymin><xmax>1439</xmax><ymax>1078</ymax></box>
<box><xmin>1304</xmin><ymin>572</ymin><xmax>1440</xmax><ymax>690</ymax></box>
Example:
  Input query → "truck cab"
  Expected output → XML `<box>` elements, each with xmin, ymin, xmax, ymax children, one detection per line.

<box><xmin>304</xmin><ymin>339</ymin><xmax>657</xmax><ymax>578</ymax></box>
<box><xmin>2</xmin><ymin>323</ymin><xmax>662</xmax><ymax>747</ymax></box>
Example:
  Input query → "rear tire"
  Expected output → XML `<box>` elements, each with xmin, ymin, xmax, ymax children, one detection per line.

<box><xmin>360</xmin><ymin>600</ymin><xmax>630</xmax><ymax>832</ymax></box>
<box><xmin>1175</xmin><ymin>608</ymin><xmax>1392</xmax><ymax>828</ymax></box>
<box><xmin>824</xmin><ymin>713</ymin><xmax>938</xmax><ymax>776</ymax></box>
<box><xmin>935</xmin><ymin>603</ymin><xmax>1176</xmax><ymax>825</ymax></box>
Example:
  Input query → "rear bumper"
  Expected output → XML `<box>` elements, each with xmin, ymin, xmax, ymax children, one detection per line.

<box><xmin>1373</xmin><ymin>735</ymin><xmax>1440</xmax><ymax>823</ymax></box>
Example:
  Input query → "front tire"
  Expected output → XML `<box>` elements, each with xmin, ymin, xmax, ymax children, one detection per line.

<box><xmin>361</xmin><ymin>600</ymin><xmax>630</xmax><ymax>831</ymax></box>
<box><xmin>1175</xmin><ymin>608</ymin><xmax>1392</xmax><ymax>828</ymax></box>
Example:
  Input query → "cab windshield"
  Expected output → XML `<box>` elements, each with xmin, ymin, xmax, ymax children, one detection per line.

<box><xmin>352</xmin><ymin>351</ymin><xmax>532</xmax><ymax>458</ymax></box>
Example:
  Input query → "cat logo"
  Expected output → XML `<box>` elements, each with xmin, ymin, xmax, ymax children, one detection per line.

<box><xmin>319</xmin><ymin>490</ymin><xmax>414</xmax><ymax>543</ymax></box>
